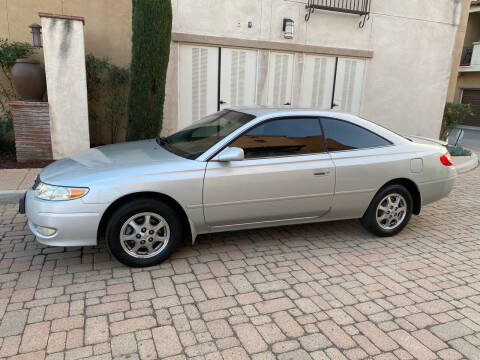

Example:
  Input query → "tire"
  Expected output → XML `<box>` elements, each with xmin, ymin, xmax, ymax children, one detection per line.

<box><xmin>361</xmin><ymin>184</ymin><xmax>413</xmax><ymax>237</ymax></box>
<box><xmin>105</xmin><ymin>198</ymin><xmax>184</xmax><ymax>267</ymax></box>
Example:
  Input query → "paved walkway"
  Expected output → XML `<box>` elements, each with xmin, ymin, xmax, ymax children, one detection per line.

<box><xmin>0</xmin><ymin>169</ymin><xmax>479</xmax><ymax>360</ymax></box>
<box><xmin>0</xmin><ymin>169</ymin><xmax>40</xmax><ymax>191</ymax></box>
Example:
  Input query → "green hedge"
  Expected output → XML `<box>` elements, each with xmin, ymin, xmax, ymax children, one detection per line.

<box><xmin>447</xmin><ymin>145</ymin><xmax>472</xmax><ymax>157</ymax></box>
<box><xmin>126</xmin><ymin>0</ymin><xmax>172</xmax><ymax>141</ymax></box>
<box><xmin>0</xmin><ymin>38</ymin><xmax>35</xmax><ymax>154</ymax></box>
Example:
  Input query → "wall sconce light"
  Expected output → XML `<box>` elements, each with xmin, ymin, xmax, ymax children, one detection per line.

<box><xmin>283</xmin><ymin>18</ymin><xmax>294</xmax><ymax>39</ymax></box>
<box><xmin>29</xmin><ymin>23</ymin><xmax>42</xmax><ymax>47</ymax></box>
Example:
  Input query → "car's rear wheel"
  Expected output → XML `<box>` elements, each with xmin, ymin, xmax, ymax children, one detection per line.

<box><xmin>106</xmin><ymin>199</ymin><xmax>183</xmax><ymax>267</ymax></box>
<box><xmin>361</xmin><ymin>184</ymin><xmax>413</xmax><ymax>237</ymax></box>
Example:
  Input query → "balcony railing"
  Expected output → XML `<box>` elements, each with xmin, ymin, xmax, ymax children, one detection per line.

<box><xmin>459</xmin><ymin>42</ymin><xmax>480</xmax><ymax>72</ymax></box>
<box><xmin>305</xmin><ymin>0</ymin><xmax>371</xmax><ymax>28</ymax></box>
<box><xmin>461</xmin><ymin>47</ymin><xmax>473</xmax><ymax>66</ymax></box>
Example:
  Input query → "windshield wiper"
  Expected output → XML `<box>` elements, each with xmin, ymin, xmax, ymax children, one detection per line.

<box><xmin>156</xmin><ymin>137</ymin><xmax>174</xmax><ymax>152</ymax></box>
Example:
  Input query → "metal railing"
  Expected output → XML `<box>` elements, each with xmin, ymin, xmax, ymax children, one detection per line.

<box><xmin>461</xmin><ymin>47</ymin><xmax>474</xmax><ymax>66</ymax></box>
<box><xmin>305</xmin><ymin>0</ymin><xmax>372</xmax><ymax>28</ymax></box>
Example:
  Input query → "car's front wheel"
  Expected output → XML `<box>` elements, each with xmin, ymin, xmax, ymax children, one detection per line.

<box><xmin>361</xmin><ymin>184</ymin><xmax>413</xmax><ymax>237</ymax></box>
<box><xmin>106</xmin><ymin>199</ymin><xmax>183</xmax><ymax>267</ymax></box>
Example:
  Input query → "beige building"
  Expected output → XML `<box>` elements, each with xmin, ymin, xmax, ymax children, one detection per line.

<box><xmin>455</xmin><ymin>0</ymin><xmax>480</xmax><ymax>127</ymax></box>
<box><xmin>0</xmin><ymin>0</ymin><xmax>471</xmax><ymax>140</ymax></box>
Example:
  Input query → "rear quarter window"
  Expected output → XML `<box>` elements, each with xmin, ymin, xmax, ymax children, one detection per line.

<box><xmin>321</xmin><ymin>118</ymin><xmax>392</xmax><ymax>152</ymax></box>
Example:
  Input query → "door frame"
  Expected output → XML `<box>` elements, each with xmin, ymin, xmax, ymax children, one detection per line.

<box><xmin>202</xmin><ymin>115</ymin><xmax>336</xmax><ymax>228</ymax></box>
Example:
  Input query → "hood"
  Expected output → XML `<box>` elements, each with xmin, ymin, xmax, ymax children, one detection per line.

<box><xmin>40</xmin><ymin>139</ymin><xmax>186</xmax><ymax>186</ymax></box>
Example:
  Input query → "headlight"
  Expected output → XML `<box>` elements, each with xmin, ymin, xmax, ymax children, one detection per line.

<box><xmin>34</xmin><ymin>182</ymin><xmax>89</xmax><ymax>201</ymax></box>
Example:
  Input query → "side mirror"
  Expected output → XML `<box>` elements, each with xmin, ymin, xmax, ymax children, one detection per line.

<box><xmin>213</xmin><ymin>147</ymin><xmax>244</xmax><ymax>162</ymax></box>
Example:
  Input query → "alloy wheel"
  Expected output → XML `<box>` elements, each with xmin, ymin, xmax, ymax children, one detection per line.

<box><xmin>119</xmin><ymin>212</ymin><xmax>170</xmax><ymax>258</ymax></box>
<box><xmin>376</xmin><ymin>193</ymin><xmax>407</xmax><ymax>231</ymax></box>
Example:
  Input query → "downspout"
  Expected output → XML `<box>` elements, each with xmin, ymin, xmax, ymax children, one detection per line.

<box><xmin>439</xmin><ymin>0</ymin><xmax>464</xmax><ymax>139</ymax></box>
<box><xmin>453</xmin><ymin>0</ymin><xmax>463</xmax><ymax>26</ymax></box>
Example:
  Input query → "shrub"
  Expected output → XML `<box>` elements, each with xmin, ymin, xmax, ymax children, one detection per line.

<box><xmin>86</xmin><ymin>54</ymin><xmax>129</xmax><ymax>144</ymax></box>
<box><xmin>0</xmin><ymin>111</ymin><xmax>14</xmax><ymax>153</ymax></box>
<box><xmin>0</xmin><ymin>38</ymin><xmax>35</xmax><ymax>154</ymax></box>
<box><xmin>126</xmin><ymin>0</ymin><xmax>172</xmax><ymax>141</ymax></box>
<box><xmin>447</xmin><ymin>145</ymin><xmax>472</xmax><ymax>157</ymax></box>
<box><xmin>440</xmin><ymin>103</ymin><xmax>473</xmax><ymax>140</ymax></box>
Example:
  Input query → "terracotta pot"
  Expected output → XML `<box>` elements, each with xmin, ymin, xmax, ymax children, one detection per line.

<box><xmin>11</xmin><ymin>59</ymin><xmax>46</xmax><ymax>101</ymax></box>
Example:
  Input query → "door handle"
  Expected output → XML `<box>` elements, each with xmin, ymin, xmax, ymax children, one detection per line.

<box><xmin>314</xmin><ymin>170</ymin><xmax>330</xmax><ymax>176</ymax></box>
<box><xmin>284</xmin><ymin>102</ymin><xmax>291</xmax><ymax>106</ymax></box>
<box><xmin>219</xmin><ymin>100</ymin><xmax>227</xmax><ymax>105</ymax></box>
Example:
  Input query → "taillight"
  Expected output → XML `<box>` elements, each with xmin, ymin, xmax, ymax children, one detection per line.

<box><xmin>440</xmin><ymin>152</ymin><xmax>453</xmax><ymax>167</ymax></box>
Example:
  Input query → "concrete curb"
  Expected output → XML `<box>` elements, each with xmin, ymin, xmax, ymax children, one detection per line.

<box><xmin>0</xmin><ymin>190</ymin><xmax>25</xmax><ymax>204</ymax></box>
<box><xmin>455</xmin><ymin>149</ymin><xmax>479</xmax><ymax>174</ymax></box>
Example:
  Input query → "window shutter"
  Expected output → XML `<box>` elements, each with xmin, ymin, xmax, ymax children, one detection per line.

<box><xmin>192</xmin><ymin>47</ymin><xmax>210</xmax><ymax>120</ymax></box>
<box><xmin>299</xmin><ymin>55</ymin><xmax>336</xmax><ymax>109</ymax></box>
<box><xmin>220</xmin><ymin>48</ymin><xmax>258</xmax><ymax>109</ymax></box>
<box><xmin>267</xmin><ymin>52</ymin><xmax>294</xmax><ymax>106</ymax></box>
<box><xmin>229</xmin><ymin>50</ymin><xmax>248</xmax><ymax>106</ymax></box>
<box><xmin>178</xmin><ymin>44</ymin><xmax>218</xmax><ymax>129</ymax></box>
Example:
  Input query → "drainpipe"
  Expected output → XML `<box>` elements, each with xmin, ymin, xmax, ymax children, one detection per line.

<box><xmin>453</xmin><ymin>0</ymin><xmax>462</xmax><ymax>26</ymax></box>
<box><xmin>440</xmin><ymin>0</ymin><xmax>465</xmax><ymax>139</ymax></box>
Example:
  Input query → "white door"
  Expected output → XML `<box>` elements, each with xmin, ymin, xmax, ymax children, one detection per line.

<box><xmin>299</xmin><ymin>55</ymin><xmax>336</xmax><ymax>109</ymax></box>
<box><xmin>219</xmin><ymin>48</ymin><xmax>258</xmax><ymax>110</ymax></box>
<box><xmin>332</xmin><ymin>58</ymin><xmax>366</xmax><ymax>115</ymax></box>
<box><xmin>178</xmin><ymin>45</ymin><xmax>219</xmax><ymax>130</ymax></box>
<box><xmin>266</xmin><ymin>52</ymin><xmax>294</xmax><ymax>107</ymax></box>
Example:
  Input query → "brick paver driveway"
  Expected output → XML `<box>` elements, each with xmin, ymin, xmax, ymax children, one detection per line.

<box><xmin>0</xmin><ymin>168</ymin><xmax>479</xmax><ymax>360</ymax></box>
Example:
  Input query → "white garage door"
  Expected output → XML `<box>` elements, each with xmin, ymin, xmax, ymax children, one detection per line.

<box><xmin>178</xmin><ymin>44</ymin><xmax>367</xmax><ymax>130</ymax></box>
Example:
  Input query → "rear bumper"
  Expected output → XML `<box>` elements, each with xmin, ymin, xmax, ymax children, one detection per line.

<box><xmin>25</xmin><ymin>188</ymin><xmax>106</xmax><ymax>247</ymax></box>
<box><xmin>418</xmin><ymin>173</ymin><xmax>456</xmax><ymax>207</ymax></box>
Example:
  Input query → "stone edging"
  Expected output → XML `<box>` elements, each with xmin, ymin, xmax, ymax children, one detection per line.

<box><xmin>456</xmin><ymin>149</ymin><xmax>479</xmax><ymax>174</ymax></box>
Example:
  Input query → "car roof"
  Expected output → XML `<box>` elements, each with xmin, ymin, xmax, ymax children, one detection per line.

<box><xmin>196</xmin><ymin>107</ymin><xmax>413</xmax><ymax>162</ymax></box>
<box><xmin>224</xmin><ymin>106</ymin><xmax>410</xmax><ymax>145</ymax></box>
<box><xmin>227</xmin><ymin>106</ymin><xmax>347</xmax><ymax>118</ymax></box>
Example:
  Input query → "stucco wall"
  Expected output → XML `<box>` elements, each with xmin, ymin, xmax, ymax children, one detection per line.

<box><xmin>0</xmin><ymin>0</ymin><xmax>131</xmax><ymax>67</ymax></box>
<box><xmin>169</xmin><ymin>0</ymin><xmax>462</xmax><ymax>138</ymax></box>
<box><xmin>1</xmin><ymin>0</ymin><xmax>465</xmax><ymax>140</ymax></box>
<box><xmin>457</xmin><ymin>72</ymin><xmax>480</xmax><ymax>94</ymax></box>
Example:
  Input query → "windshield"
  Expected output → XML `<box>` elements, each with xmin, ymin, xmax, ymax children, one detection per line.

<box><xmin>165</xmin><ymin>110</ymin><xmax>255</xmax><ymax>159</ymax></box>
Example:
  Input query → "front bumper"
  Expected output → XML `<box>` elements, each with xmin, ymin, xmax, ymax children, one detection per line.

<box><xmin>24</xmin><ymin>188</ymin><xmax>106</xmax><ymax>247</ymax></box>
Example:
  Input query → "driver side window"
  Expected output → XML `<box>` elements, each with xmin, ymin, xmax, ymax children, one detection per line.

<box><xmin>230</xmin><ymin>118</ymin><xmax>325</xmax><ymax>159</ymax></box>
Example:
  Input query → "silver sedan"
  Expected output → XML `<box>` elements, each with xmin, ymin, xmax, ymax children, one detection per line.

<box><xmin>21</xmin><ymin>108</ymin><xmax>457</xmax><ymax>267</ymax></box>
